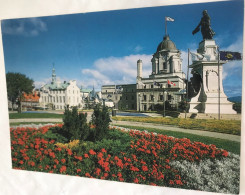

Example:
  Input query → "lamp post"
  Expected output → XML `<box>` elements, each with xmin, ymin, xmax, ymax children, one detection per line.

<box><xmin>138</xmin><ymin>93</ymin><xmax>141</xmax><ymax>112</ymax></box>
<box><xmin>163</xmin><ymin>89</ymin><xmax>167</xmax><ymax>117</ymax></box>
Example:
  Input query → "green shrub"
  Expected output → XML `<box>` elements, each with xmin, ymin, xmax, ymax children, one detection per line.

<box><xmin>90</xmin><ymin>104</ymin><xmax>111</xmax><ymax>141</ymax></box>
<box><xmin>62</xmin><ymin>107</ymin><xmax>90</xmax><ymax>141</ymax></box>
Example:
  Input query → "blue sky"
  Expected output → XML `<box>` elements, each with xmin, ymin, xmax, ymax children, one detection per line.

<box><xmin>1</xmin><ymin>0</ymin><xmax>243</xmax><ymax>97</ymax></box>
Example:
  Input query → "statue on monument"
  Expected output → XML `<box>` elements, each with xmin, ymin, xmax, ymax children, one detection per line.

<box><xmin>192</xmin><ymin>10</ymin><xmax>215</xmax><ymax>40</ymax></box>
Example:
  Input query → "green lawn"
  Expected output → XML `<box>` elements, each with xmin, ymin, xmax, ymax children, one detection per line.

<box><xmin>9</xmin><ymin>113</ymin><xmax>64</xmax><ymax>119</ymax></box>
<box><xmin>114</xmin><ymin>125</ymin><xmax>240</xmax><ymax>155</ymax></box>
<box><xmin>112</xmin><ymin>116</ymin><xmax>241</xmax><ymax>135</ymax></box>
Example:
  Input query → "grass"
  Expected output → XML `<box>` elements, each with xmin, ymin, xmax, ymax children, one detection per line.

<box><xmin>112</xmin><ymin>116</ymin><xmax>241</xmax><ymax>135</ymax></box>
<box><xmin>9</xmin><ymin>113</ymin><xmax>64</xmax><ymax>119</ymax></box>
<box><xmin>114</xmin><ymin>125</ymin><xmax>241</xmax><ymax>155</ymax></box>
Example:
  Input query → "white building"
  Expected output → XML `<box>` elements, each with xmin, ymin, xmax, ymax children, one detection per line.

<box><xmin>39</xmin><ymin>68</ymin><xmax>82</xmax><ymax>110</ymax></box>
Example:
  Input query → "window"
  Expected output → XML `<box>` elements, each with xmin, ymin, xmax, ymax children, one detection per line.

<box><xmin>150</xmin><ymin>95</ymin><xmax>154</xmax><ymax>101</ymax></box>
<box><xmin>132</xmin><ymin>89</ymin><xmax>134</xmax><ymax>92</ymax></box>
<box><xmin>131</xmin><ymin>104</ymin><xmax>134</xmax><ymax>109</ymax></box>
<box><xmin>143</xmin><ymin>95</ymin><xmax>147</xmax><ymax>101</ymax></box>
<box><xmin>60</xmin><ymin>96</ymin><xmax>62</xmax><ymax>103</ymax></box>
<box><xmin>53</xmin><ymin>97</ymin><xmax>55</xmax><ymax>102</ymax></box>
<box><xmin>151</xmin><ymin>85</ymin><xmax>153</xmax><ymax>88</ymax></box>
<box><xmin>159</xmin><ymin>95</ymin><xmax>163</xmax><ymax>101</ymax></box>
<box><xmin>120</xmin><ymin>96</ymin><xmax>122</xmax><ymax>100</ymax></box>
<box><xmin>125</xmin><ymin>96</ymin><xmax>128</xmax><ymax>100</ymax></box>
<box><xmin>131</xmin><ymin>96</ymin><xmax>134</xmax><ymax>100</ymax></box>
<box><xmin>168</xmin><ymin>95</ymin><xmax>172</xmax><ymax>101</ymax></box>
<box><xmin>63</xmin><ymin>97</ymin><xmax>65</xmax><ymax>102</ymax></box>
<box><xmin>57</xmin><ymin>97</ymin><xmax>59</xmax><ymax>103</ymax></box>
<box><xmin>144</xmin><ymin>85</ymin><xmax>146</xmax><ymax>89</ymax></box>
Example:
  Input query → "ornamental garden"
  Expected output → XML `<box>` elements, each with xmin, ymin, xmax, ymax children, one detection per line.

<box><xmin>10</xmin><ymin>105</ymin><xmax>240</xmax><ymax>194</ymax></box>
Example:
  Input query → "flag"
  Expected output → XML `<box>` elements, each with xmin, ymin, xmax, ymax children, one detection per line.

<box><xmin>165</xmin><ymin>17</ymin><xmax>174</xmax><ymax>22</ymax></box>
<box><xmin>220</xmin><ymin>51</ymin><xmax>242</xmax><ymax>61</ymax></box>
<box><xmin>154</xmin><ymin>81</ymin><xmax>160</xmax><ymax>86</ymax></box>
<box><xmin>167</xmin><ymin>80</ymin><xmax>176</xmax><ymax>87</ymax></box>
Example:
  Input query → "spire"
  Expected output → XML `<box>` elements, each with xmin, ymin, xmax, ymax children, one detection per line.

<box><xmin>51</xmin><ymin>63</ymin><xmax>56</xmax><ymax>84</ymax></box>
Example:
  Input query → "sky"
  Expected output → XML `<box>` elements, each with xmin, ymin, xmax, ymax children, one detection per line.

<box><xmin>1</xmin><ymin>0</ymin><xmax>243</xmax><ymax>97</ymax></box>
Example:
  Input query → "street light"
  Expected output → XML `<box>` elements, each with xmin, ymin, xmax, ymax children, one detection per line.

<box><xmin>138</xmin><ymin>93</ymin><xmax>141</xmax><ymax>112</ymax></box>
<box><xmin>163</xmin><ymin>88</ymin><xmax>167</xmax><ymax>117</ymax></box>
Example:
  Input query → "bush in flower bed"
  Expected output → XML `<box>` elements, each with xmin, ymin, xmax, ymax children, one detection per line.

<box><xmin>10</xmin><ymin>124</ymin><xmax>239</xmax><ymax>193</ymax></box>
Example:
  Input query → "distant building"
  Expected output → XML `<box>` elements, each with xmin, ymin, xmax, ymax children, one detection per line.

<box><xmin>39</xmin><ymin>68</ymin><xmax>82</xmax><ymax>110</ymax></box>
<box><xmin>101</xmin><ymin>84</ymin><xmax>136</xmax><ymax>110</ymax></box>
<box><xmin>102</xmin><ymin>33</ymin><xmax>186</xmax><ymax>111</ymax></box>
<box><xmin>22</xmin><ymin>91</ymin><xmax>40</xmax><ymax>110</ymax></box>
<box><xmin>136</xmin><ymin>35</ymin><xmax>186</xmax><ymax>111</ymax></box>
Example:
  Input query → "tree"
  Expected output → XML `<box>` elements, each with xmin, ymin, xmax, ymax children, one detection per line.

<box><xmin>6</xmin><ymin>72</ymin><xmax>34</xmax><ymax>113</ymax></box>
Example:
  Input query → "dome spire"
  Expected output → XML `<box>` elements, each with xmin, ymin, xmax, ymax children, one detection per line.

<box><xmin>51</xmin><ymin>63</ymin><xmax>56</xmax><ymax>84</ymax></box>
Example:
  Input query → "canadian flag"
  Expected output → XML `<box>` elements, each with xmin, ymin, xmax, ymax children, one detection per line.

<box><xmin>168</xmin><ymin>80</ymin><xmax>176</xmax><ymax>86</ymax></box>
<box><xmin>165</xmin><ymin>17</ymin><xmax>174</xmax><ymax>22</ymax></box>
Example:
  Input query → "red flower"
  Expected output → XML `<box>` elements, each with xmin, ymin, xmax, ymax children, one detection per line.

<box><xmin>85</xmin><ymin>173</ymin><xmax>90</xmax><ymax>177</ymax></box>
<box><xmin>96</xmin><ymin>168</ymin><xmax>101</xmax><ymax>176</ymax></box>
<box><xmin>117</xmin><ymin>172</ymin><xmax>122</xmax><ymax>178</ymax></box>
<box><xmin>175</xmin><ymin>180</ymin><xmax>183</xmax><ymax>185</ymax></box>
<box><xmin>150</xmin><ymin>183</ymin><xmax>157</xmax><ymax>186</ymax></box>
<box><xmin>101</xmin><ymin>148</ymin><xmax>107</xmax><ymax>153</ymax></box>
<box><xmin>54</xmin><ymin>159</ymin><xmax>59</xmax><ymax>165</ymax></box>
<box><xmin>169</xmin><ymin>180</ymin><xmax>174</xmax><ymax>185</ymax></box>
<box><xmin>77</xmin><ymin>169</ymin><xmax>81</xmax><ymax>173</ymax></box>
<box><xmin>61</xmin><ymin>159</ymin><xmax>66</xmax><ymax>164</ymax></box>
<box><xmin>67</xmin><ymin>149</ymin><xmax>72</xmax><ymax>156</ymax></box>
<box><xmin>60</xmin><ymin>166</ymin><xmax>67</xmax><ymax>173</ymax></box>
<box><xmin>89</xmin><ymin>149</ymin><xmax>96</xmax><ymax>155</ymax></box>
<box><xmin>84</xmin><ymin>153</ymin><xmax>89</xmax><ymax>158</ymax></box>
<box><xmin>134</xmin><ymin>178</ymin><xmax>139</xmax><ymax>183</ymax></box>
<box><xmin>19</xmin><ymin>160</ymin><xmax>24</xmax><ymax>165</ymax></box>
<box><xmin>56</xmin><ymin>147</ymin><xmax>62</xmax><ymax>152</ymax></box>
<box><xmin>142</xmin><ymin>165</ymin><xmax>148</xmax><ymax>172</ymax></box>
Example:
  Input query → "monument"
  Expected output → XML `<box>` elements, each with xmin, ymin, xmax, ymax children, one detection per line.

<box><xmin>188</xmin><ymin>10</ymin><xmax>236</xmax><ymax>114</ymax></box>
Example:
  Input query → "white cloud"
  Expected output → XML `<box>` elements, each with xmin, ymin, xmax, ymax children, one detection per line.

<box><xmin>2</xmin><ymin>18</ymin><xmax>47</xmax><ymax>36</ymax></box>
<box><xmin>134</xmin><ymin>45</ymin><xmax>143</xmax><ymax>53</ymax></box>
<box><xmin>80</xmin><ymin>54</ymin><xmax>152</xmax><ymax>90</ymax></box>
<box><xmin>221</xmin><ymin>35</ymin><xmax>243</xmax><ymax>80</ymax></box>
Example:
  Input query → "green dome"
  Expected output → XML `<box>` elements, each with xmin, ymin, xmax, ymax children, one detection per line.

<box><xmin>157</xmin><ymin>35</ymin><xmax>176</xmax><ymax>52</ymax></box>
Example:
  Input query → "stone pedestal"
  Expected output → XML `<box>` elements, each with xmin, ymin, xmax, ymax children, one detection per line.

<box><xmin>189</xmin><ymin>40</ymin><xmax>236</xmax><ymax>114</ymax></box>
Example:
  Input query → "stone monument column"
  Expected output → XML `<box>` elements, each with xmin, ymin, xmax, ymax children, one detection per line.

<box><xmin>189</xmin><ymin>40</ymin><xmax>236</xmax><ymax>114</ymax></box>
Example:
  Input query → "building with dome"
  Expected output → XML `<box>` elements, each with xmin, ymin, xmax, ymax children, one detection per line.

<box><xmin>102</xmin><ymin>30</ymin><xmax>186</xmax><ymax>111</ymax></box>
<box><xmin>136</xmin><ymin>34</ymin><xmax>186</xmax><ymax>111</ymax></box>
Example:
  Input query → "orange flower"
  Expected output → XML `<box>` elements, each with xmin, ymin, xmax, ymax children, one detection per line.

<box><xmin>61</xmin><ymin>159</ymin><xmax>66</xmax><ymax>164</ymax></box>
<box><xmin>60</xmin><ymin>166</ymin><xmax>67</xmax><ymax>173</ymax></box>
<box><xmin>77</xmin><ymin>169</ymin><xmax>81</xmax><ymax>173</ymax></box>
<box><xmin>89</xmin><ymin>149</ymin><xmax>96</xmax><ymax>155</ymax></box>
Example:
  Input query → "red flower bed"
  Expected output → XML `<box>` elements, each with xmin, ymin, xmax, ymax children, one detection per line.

<box><xmin>10</xmin><ymin>125</ymin><xmax>229</xmax><ymax>188</ymax></box>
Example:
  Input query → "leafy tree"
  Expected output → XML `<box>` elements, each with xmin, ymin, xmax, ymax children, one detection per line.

<box><xmin>6</xmin><ymin>72</ymin><xmax>34</xmax><ymax>113</ymax></box>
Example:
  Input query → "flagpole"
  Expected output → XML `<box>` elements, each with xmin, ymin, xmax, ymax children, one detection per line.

<box><xmin>218</xmin><ymin>46</ymin><xmax>220</xmax><ymax>120</ymax></box>
<box><xmin>165</xmin><ymin>17</ymin><xmax>167</xmax><ymax>36</ymax></box>
<box><xmin>185</xmin><ymin>48</ymin><xmax>190</xmax><ymax>118</ymax></box>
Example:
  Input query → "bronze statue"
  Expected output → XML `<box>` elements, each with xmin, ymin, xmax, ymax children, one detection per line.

<box><xmin>192</xmin><ymin>10</ymin><xmax>215</xmax><ymax>40</ymax></box>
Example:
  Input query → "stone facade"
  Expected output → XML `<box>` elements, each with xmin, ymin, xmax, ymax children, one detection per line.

<box><xmin>101</xmin><ymin>84</ymin><xmax>136</xmax><ymax>110</ymax></box>
<box><xmin>39</xmin><ymin>68</ymin><xmax>82</xmax><ymax>110</ymax></box>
